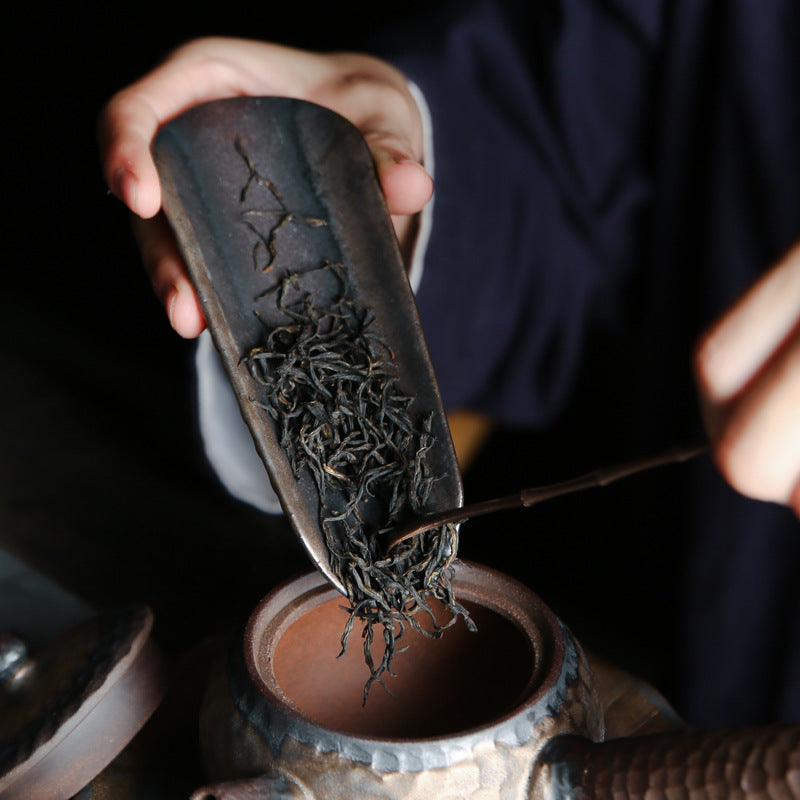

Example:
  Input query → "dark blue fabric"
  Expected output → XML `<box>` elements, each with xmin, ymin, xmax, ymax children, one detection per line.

<box><xmin>374</xmin><ymin>0</ymin><xmax>800</xmax><ymax>726</ymax></box>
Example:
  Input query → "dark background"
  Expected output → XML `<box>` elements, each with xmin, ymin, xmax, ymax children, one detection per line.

<box><xmin>3</xmin><ymin>3</ymin><xmax>688</xmax><ymax>704</ymax></box>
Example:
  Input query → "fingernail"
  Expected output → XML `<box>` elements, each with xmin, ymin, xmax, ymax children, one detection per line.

<box><xmin>372</xmin><ymin>149</ymin><xmax>395</xmax><ymax>169</ymax></box>
<box><xmin>113</xmin><ymin>167</ymin><xmax>137</xmax><ymax>209</ymax></box>
<box><xmin>164</xmin><ymin>284</ymin><xmax>178</xmax><ymax>328</ymax></box>
<box><xmin>371</xmin><ymin>145</ymin><xmax>414</xmax><ymax>165</ymax></box>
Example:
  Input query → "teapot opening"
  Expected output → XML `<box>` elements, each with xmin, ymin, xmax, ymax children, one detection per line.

<box><xmin>267</xmin><ymin>595</ymin><xmax>535</xmax><ymax>738</ymax></box>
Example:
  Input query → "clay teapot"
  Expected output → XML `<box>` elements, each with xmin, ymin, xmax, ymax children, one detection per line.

<box><xmin>193</xmin><ymin>562</ymin><xmax>601</xmax><ymax>799</ymax></box>
<box><xmin>191</xmin><ymin>562</ymin><xmax>800</xmax><ymax>800</ymax></box>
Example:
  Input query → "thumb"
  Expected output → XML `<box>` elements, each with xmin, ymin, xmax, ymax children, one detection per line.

<box><xmin>369</xmin><ymin>142</ymin><xmax>433</xmax><ymax>217</ymax></box>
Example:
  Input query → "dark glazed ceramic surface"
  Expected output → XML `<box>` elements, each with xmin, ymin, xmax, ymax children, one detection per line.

<box><xmin>152</xmin><ymin>97</ymin><xmax>461</xmax><ymax>593</ymax></box>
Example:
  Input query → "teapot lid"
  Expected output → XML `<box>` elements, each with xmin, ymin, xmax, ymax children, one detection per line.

<box><xmin>0</xmin><ymin>605</ymin><xmax>165</xmax><ymax>800</ymax></box>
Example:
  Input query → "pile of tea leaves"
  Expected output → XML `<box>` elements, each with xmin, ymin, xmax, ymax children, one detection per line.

<box><xmin>245</xmin><ymin>262</ymin><xmax>474</xmax><ymax>701</ymax></box>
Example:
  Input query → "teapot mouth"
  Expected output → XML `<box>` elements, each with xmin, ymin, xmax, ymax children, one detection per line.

<box><xmin>231</xmin><ymin>561</ymin><xmax>602</xmax><ymax>773</ymax></box>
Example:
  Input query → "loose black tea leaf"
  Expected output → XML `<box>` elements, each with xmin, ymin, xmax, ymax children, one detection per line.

<box><xmin>244</xmin><ymin>261</ymin><xmax>474</xmax><ymax>702</ymax></box>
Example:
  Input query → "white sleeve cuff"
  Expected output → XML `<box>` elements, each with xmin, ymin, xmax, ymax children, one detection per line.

<box><xmin>406</xmin><ymin>80</ymin><xmax>434</xmax><ymax>295</ymax></box>
<box><xmin>195</xmin><ymin>331</ymin><xmax>283</xmax><ymax>514</ymax></box>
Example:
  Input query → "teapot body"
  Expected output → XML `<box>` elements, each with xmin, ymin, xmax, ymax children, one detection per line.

<box><xmin>197</xmin><ymin>563</ymin><xmax>603</xmax><ymax>800</ymax></box>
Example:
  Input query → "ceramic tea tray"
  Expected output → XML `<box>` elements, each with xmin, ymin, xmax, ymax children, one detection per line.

<box><xmin>152</xmin><ymin>97</ymin><xmax>462</xmax><ymax>593</ymax></box>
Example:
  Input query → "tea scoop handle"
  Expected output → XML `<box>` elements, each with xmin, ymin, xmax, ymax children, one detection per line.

<box><xmin>531</xmin><ymin>724</ymin><xmax>800</xmax><ymax>800</ymax></box>
<box><xmin>387</xmin><ymin>441</ymin><xmax>709</xmax><ymax>549</ymax></box>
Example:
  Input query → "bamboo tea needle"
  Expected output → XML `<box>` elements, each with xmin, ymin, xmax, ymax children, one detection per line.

<box><xmin>386</xmin><ymin>441</ymin><xmax>710</xmax><ymax>550</ymax></box>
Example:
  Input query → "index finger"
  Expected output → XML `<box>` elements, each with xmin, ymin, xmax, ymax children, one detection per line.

<box><xmin>97</xmin><ymin>38</ymin><xmax>318</xmax><ymax>218</ymax></box>
<box><xmin>98</xmin><ymin>90</ymin><xmax>163</xmax><ymax>218</ymax></box>
<box><xmin>98</xmin><ymin>59</ymin><xmax>260</xmax><ymax>218</ymax></box>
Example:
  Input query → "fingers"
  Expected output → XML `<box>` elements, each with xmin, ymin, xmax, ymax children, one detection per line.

<box><xmin>100</xmin><ymin>39</ymin><xmax>432</xmax><ymax>335</ymax></box>
<box><xmin>100</xmin><ymin>40</ymin><xmax>432</xmax><ymax>221</ymax></box>
<box><xmin>694</xmin><ymin>243</ymin><xmax>800</xmax><ymax>510</ymax></box>
<box><xmin>372</xmin><ymin>151</ymin><xmax>433</xmax><ymax>216</ymax></box>
<box><xmin>99</xmin><ymin>94</ymin><xmax>164</xmax><ymax>219</ymax></box>
<box><xmin>341</xmin><ymin>122</ymin><xmax>432</xmax><ymax>260</ymax></box>
<box><xmin>309</xmin><ymin>53</ymin><xmax>433</xmax><ymax>220</ymax></box>
<box><xmin>695</xmin><ymin>241</ymin><xmax>800</xmax><ymax>415</ymax></box>
<box><xmin>99</xmin><ymin>38</ymin><xmax>265</xmax><ymax>219</ymax></box>
<box><xmin>131</xmin><ymin>214</ymin><xmax>206</xmax><ymax>338</ymax></box>
<box><xmin>710</xmin><ymin>325</ymin><xmax>800</xmax><ymax>504</ymax></box>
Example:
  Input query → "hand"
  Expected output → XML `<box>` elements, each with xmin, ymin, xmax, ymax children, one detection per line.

<box><xmin>694</xmin><ymin>241</ymin><xmax>800</xmax><ymax>516</ymax></box>
<box><xmin>98</xmin><ymin>37</ymin><xmax>432</xmax><ymax>338</ymax></box>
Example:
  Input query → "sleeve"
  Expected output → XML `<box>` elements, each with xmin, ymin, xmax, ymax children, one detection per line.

<box><xmin>194</xmin><ymin>330</ymin><xmax>283</xmax><ymax>514</ymax></box>
<box><xmin>374</xmin><ymin>0</ymin><xmax>664</xmax><ymax>426</ymax></box>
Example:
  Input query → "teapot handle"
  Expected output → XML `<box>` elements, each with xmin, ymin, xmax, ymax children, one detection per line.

<box><xmin>190</xmin><ymin>774</ymin><xmax>307</xmax><ymax>800</ymax></box>
<box><xmin>531</xmin><ymin>724</ymin><xmax>800</xmax><ymax>800</ymax></box>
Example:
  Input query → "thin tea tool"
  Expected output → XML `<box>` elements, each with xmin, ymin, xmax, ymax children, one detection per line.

<box><xmin>386</xmin><ymin>442</ymin><xmax>710</xmax><ymax>550</ymax></box>
<box><xmin>152</xmin><ymin>97</ymin><xmax>462</xmax><ymax>596</ymax></box>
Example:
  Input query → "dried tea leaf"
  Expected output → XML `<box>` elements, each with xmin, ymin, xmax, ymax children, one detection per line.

<box><xmin>245</xmin><ymin>262</ymin><xmax>473</xmax><ymax>702</ymax></box>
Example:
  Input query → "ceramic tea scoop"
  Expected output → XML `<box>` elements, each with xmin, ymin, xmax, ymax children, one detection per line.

<box><xmin>152</xmin><ymin>97</ymin><xmax>461</xmax><ymax>596</ymax></box>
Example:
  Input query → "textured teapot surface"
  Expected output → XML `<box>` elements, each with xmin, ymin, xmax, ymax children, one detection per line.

<box><xmin>196</xmin><ymin>563</ymin><xmax>603</xmax><ymax>800</ymax></box>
